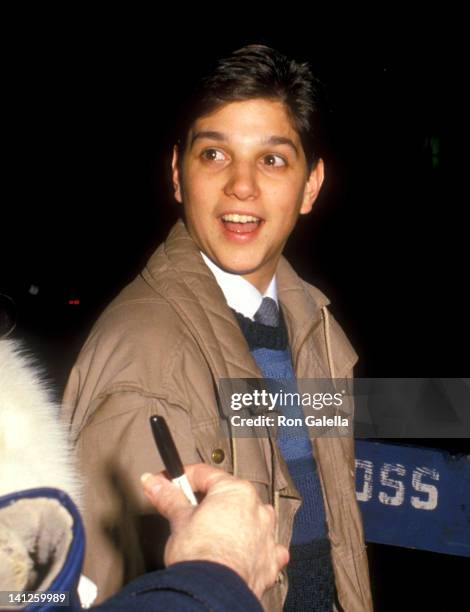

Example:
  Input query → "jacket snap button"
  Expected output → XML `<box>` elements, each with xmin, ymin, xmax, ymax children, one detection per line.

<box><xmin>211</xmin><ymin>448</ymin><xmax>225</xmax><ymax>464</ymax></box>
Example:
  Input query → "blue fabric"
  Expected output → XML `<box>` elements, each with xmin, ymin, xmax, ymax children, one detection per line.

<box><xmin>243</xmin><ymin>327</ymin><xmax>335</xmax><ymax>611</ymax></box>
<box><xmin>0</xmin><ymin>487</ymin><xmax>84</xmax><ymax>612</ymax></box>
<box><xmin>97</xmin><ymin>561</ymin><xmax>263</xmax><ymax>611</ymax></box>
<box><xmin>250</xmin><ymin>347</ymin><xmax>329</xmax><ymax>545</ymax></box>
<box><xmin>0</xmin><ymin>490</ymin><xmax>262</xmax><ymax>612</ymax></box>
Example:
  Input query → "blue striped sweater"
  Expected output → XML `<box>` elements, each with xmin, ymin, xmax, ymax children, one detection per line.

<box><xmin>233</xmin><ymin>309</ymin><xmax>334</xmax><ymax>612</ymax></box>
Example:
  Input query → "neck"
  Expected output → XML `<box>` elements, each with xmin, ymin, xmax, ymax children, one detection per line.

<box><xmin>242</xmin><ymin>265</ymin><xmax>277</xmax><ymax>295</ymax></box>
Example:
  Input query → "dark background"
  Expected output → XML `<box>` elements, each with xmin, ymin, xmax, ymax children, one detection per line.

<box><xmin>2</xmin><ymin>14</ymin><xmax>467</xmax><ymax>610</ymax></box>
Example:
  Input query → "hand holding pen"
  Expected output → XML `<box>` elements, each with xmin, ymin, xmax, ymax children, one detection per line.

<box><xmin>141</xmin><ymin>462</ymin><xmax>289</xmax><ymax>600</ymax></box>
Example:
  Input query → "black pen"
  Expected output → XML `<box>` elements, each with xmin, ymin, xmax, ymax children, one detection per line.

<box><xmin>149</xmin><ymin>415</ymin><xmax>198</xmax><ymax>506</ymax></box>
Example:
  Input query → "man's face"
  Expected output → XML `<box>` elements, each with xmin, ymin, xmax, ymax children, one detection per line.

<box><xmin>172</xmin><ymin>98</ymin><xmax>324</xmax><ymax>293</ymax></box>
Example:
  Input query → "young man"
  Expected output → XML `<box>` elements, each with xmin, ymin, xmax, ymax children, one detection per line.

<box><xmin>63</xmin><ymin>45</ymin><xmax>372</xmax><ymax>611</ymax></box>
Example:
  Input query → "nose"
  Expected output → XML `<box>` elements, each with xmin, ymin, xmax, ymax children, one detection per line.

<box><xmin>223</xmin><ymin>160</ymin><xmax>259</xmax><ymax>201</ymax></box>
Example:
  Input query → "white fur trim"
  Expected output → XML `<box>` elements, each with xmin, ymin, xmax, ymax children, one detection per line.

<box><xmin>0</xmin><ymin>339</ymin><xmax>80</xmax><ymax>504</ymax></box>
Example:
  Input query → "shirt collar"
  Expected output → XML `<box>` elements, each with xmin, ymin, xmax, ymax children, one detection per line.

<box><xmin>200</xmin><ymin>252</ymin><xmax>278</xmax><ymax>320</ymax></box>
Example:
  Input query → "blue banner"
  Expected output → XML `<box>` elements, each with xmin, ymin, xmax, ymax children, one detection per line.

<box><xmin>355</xmin><ymin>440</ymin><xmax>470</xmax><ymax>557</ymax></box>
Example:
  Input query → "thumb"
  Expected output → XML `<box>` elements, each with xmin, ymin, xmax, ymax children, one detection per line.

<box><xmin>141</xmin><ymin>473</ymin><xmax>192</xmax><ymax>524</ymax></box>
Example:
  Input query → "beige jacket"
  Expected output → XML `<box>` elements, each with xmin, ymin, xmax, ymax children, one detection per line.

<box><xmin>62</xmin><ymin>220</ymin><xmax>373</xmax><ymax>611</ymax></box>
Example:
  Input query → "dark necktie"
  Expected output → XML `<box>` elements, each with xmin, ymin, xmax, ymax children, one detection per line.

<box><xmin>254</xmin><ymin>297</ymin><xmax>279</xmax><ymax>327</ymax></box>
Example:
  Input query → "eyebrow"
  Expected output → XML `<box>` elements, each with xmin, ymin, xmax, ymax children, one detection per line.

<box><xmin>190</xmin><ymin>130</ymin><xmax>299</xmax><ymax>156</ymax></box>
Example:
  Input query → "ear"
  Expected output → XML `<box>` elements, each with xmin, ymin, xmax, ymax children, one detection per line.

<box><xmin>300</xmin><ymin>158</ymin><xmax>325</xmax><ymax>215</ymax></box>
<box><xmin>171</xmin><ymin>145</ymin><xmax>183</xmax><ymax>204</ymax></box>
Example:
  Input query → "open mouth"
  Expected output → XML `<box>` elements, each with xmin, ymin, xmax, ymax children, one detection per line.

<box><xmin>220</xmin><ymin>213</ymin><xmax>263</xmax><ymax>234</ymax></box>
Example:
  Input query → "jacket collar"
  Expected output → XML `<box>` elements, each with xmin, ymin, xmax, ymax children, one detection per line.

<box><xmin>144</xmin><ymin>219</ymin><xmax>330</xmax><ymax>381</ymax></box>
<box><xmin>276</xmin><ymin>256</ymin><xmax>330</xmax><ymax>374</ymax></box>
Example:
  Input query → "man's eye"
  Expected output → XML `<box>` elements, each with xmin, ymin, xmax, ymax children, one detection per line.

<box><xmin>264</xmin><ymin>154</ymin><xmax>286</xmax><ymax>167</ymax></box>
<box><xmin>201</xmin><ymin>149</ymin><xmax>225</xmax><ymax>162</ymax></box>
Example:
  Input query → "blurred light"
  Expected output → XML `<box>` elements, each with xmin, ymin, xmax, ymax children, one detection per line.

<box><xmin>68</xmin><ymin>299</ymin><xmax>80</xmax><ymax>305</ymax></box>
<box><xmin>29</xmin><ymin>284</ymin><xmax>39</xmax><ymax>295</ymax></box>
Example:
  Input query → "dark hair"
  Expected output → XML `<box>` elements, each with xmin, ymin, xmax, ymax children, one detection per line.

<box><xmin>175</xmin><ymin>44</ymin><xmax>325</xmax><ymax>171</ymax></box>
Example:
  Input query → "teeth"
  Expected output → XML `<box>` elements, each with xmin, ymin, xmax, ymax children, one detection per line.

<box><xmin>222</xmin><ymin>214</ymin><xmax>260</xmax><ymax>223</ymax></box>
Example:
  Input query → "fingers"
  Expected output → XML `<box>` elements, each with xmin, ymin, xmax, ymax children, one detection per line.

<box><xmin>260</xmin><ymin>545</ymin><xmax>289</xmax><ymax>595</ymax></box>
<box><xmin>262</xmin><ymin>502</ymin><xmax>275</xmax><ymax>527</ymax></box>
<box><xmin>275</xmin><ymin>544</ymin><xmax>290</xmax><ymax>570</ymax></box>
<box><xmin>183</xmin><ymin>463</ymin><xmax>233</xmax><ymax>494</ymax></box>
<box><xmin>141</xmin><ymin>473</ymin><xmax>192</xmax><ymax>523</ymax></box>
<box><xmin>141</xmin><ymin>463</ymin><xmax>246</xmax><ymax>499</ymax></box>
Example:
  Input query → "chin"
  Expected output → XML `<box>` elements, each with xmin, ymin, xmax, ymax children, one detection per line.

<box><xmin>217</xmin><ymin>259</ymin><xmax>261</xmax><ymax>276</ymax></box>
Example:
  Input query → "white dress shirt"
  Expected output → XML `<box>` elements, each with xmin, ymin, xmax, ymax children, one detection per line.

<box><xmin>200</xmin><ymin>252</ymin><xmax>278</xmax><ymax>320</ymax></box>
